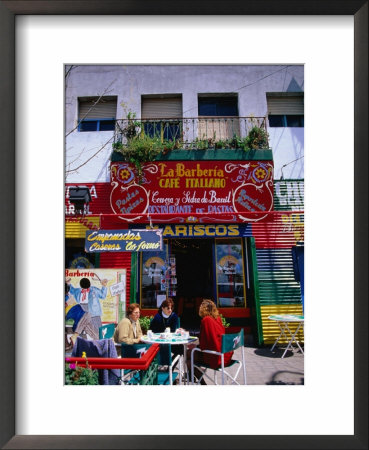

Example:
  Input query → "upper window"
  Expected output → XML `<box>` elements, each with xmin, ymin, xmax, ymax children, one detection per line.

<box><xmin>198</xmin><ymin>95</ymin><xmax>238</xmax><ymax>116</ymax></box>
<box><xmin>267</xmin><ymin>93</ymin><xmax>304</xmax><ymax>128</ymax></box>
<box><xmin>141</xmin><ymin>95</ymin><xmax>182</xmax><ymax>141</ymax></box>
<box><xmin>78</xmin><ymin>96</ymin><xmax>117</xmax><ymax>132</ymax></box>
<box><xmin>198</xmin><ymin>95</ymin><xmax>239</xmax><ymax>141</ymax></box>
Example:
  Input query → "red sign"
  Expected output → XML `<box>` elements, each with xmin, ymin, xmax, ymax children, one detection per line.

<box><xmin>110</xmin><ymin>161</ymin><xmax>273</xmax><ymax>223</ymax></box>
<box><xmin>65</xmin><ymin>183</ymin><xmax>112</xmax><ymax>216</ymax></box>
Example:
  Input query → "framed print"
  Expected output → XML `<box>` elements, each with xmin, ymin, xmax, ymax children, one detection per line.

<box><xmin>1</xmin><ymin>1</ymin><xmax>367</xmax><ymax>449</ymax></box>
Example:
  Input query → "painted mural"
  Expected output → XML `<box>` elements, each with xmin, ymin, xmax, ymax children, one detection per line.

<box><xmin>65</xmin><ymin>268</ymin><xmax>126</xmax><ymax>330</ymax></box>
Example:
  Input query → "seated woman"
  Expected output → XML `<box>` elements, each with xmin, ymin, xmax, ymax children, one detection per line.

<box><xmin>149</xmin><ymin>298</ymin><xmax>179</xmax><ymax>333</ymax></box>
<box><xmin>189</xmin><ymin>299</ymin><xmax>233</xmax><ymax>384</ymax></box>
<box><xmin>114</xmin><ymin>303</ymin><xmax>143</xmax><ymax>344</ymax></box>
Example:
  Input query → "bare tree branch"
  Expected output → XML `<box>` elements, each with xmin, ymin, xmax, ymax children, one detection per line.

<box><xmin>65</xmin><ymin>134</ymin><xmax>114</xmax><ymax>176</ymax></box>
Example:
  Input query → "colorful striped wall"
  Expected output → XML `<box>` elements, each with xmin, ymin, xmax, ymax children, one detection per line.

<box><xmin>256</xmin><ymin>248</ymin><xmax>302</xmax><ymax>305</ymax></box>
<box><xmin>65</xmin><ymin>217</ymin><xmax>100</xmax><ymax>238</ymax></box>
<box><xmin>254</xmin><ymin>179</ymin><xmax>304</xmax><ymax>345</ymax></box>
<box><xmin>260</xmin><ymin>304</ymin><xmax>304</xmax><ymax>344</ymax></box>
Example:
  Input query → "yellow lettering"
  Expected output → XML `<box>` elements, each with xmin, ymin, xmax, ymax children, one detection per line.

<box><xmin>216</xmin><ymin>225</ymin><xmax>227</xmax><ymax>236</ymax></box>
<box><xmin>227</xmin><ymin>225</ymin><xmax>239</xmax><ymax>236</ymax></box>
<box><xmin>193</xmin><ymin>225</ymin><xmax>205</xmax><ymax>236</ymax></box>
<box><xmin>162</xmin><ymin>226</ymin><xmax>175</xmax><ymax>237</ymax></box>
<box><xmin>175</xmin><ymin>225</ymin><xmax>187</xmax><ymax>236</ymax></box>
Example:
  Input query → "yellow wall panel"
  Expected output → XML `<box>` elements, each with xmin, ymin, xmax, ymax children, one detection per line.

<box><xmin>65</xmin><ymin>217</ymin><xmax>100</xmax><ymax>238</ymax></box>
<box><xmin>261</xmin><ymin>304</ymin><xmax>304</xmax><ymax>345</ymax></box>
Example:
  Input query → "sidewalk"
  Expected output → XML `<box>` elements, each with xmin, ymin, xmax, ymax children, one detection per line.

<box><xmin>66</xmin><ymin>341</ymin><xmax>304</xmax><ymax>385</ymax></box>
<box><xmin>190</xmin><ymin>345</ymin><xmax>304</xmax><ymax>385</ymax></box>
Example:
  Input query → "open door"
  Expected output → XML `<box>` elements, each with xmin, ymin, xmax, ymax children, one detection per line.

<box><xmin>170</xmin><ymin>239</ymin><xmax>214</xmax><ymax>330</ymax></box>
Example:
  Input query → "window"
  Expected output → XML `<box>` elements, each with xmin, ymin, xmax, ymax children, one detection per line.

<box><xmin>140</xmin><ymin>244</ymin><xmax>169</xmax><ymax>308</ymax></box>
<box><xmin>141</xmin><ymin>96</ymin><xmax>182</xmax><ymax>141</ymax></box>
<box><xmin>198</xmin><ymin>96</ymin><xmax>238</xmax><ymax>117</ymax></box>
<box><xmin>198</xmin><ymin>94</ymin><xmax>239</xmax><ymax>140</ymax></box>
<box><xmin>267</xmin><ymin>93</ymin><xmax>304</xmax><ymax>128</ymax></box>
<box><xmin>78</xmin><ymin>96</ymin><xmax>117</xmax><ymax>132</ymax></box>
<box><xmin>215</xmin><ymin>239</ymin><xmax>246</xmax><ymax>308</ymax></box>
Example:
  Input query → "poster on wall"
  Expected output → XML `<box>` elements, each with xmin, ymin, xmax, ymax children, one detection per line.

<box><xmin>65</xmin><ymin>268</ymin><xmax>126</xmax><ymax>324</ymax></box>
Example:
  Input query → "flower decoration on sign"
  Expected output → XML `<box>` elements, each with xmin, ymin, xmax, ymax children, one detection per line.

<box><xmin>255</xmin><ymin>167</ymin><xmax>267</xmax><ymax>180</ymax></box>
<box><xmin>111</xmin><ymin>164</ymin><xmax>135</xmax><ymax>185</ymax></box>
<box><xmin>250</xmin><ymin>163</ymin><xmax>272</xmax><ymax>184</ymax></box>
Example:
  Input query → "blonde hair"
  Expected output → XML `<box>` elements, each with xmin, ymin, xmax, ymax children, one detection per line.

<box><xmin>199</xmin><ymin>299</ymin><xmax>219</xmax><ymax>319</ymax></box>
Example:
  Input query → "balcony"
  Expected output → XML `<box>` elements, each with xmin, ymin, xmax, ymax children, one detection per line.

<box><xmin>115</xmin><ymin>116</ymin><xmax>268</xmax><ymax>148</ymax></box>
<box><xmin>111</xmin><ymin>116</ymin><xmax>271</xmax><ymax>164</ymax></box>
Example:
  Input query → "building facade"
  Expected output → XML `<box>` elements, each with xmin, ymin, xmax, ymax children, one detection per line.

<box><xmin>65</xmin><ymin>65</ymin><xmax>304</xmax><ymax>345</ymax></box>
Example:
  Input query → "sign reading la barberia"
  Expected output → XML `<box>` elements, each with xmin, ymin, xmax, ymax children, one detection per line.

<box><xmin>85</xmin><ymin>229</ymin><xmax>162</xmax><ymax>252</ymax></box>
<box><xmin>110</xmin><ymin>160</ymin><xmax>273</xmax><ymax>223</ymax></box>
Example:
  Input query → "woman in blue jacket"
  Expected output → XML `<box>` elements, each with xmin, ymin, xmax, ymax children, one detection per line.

<box><xmin>150</xmin><ymin>298</ymin><xmax>179</xmax><ymax>333</ymax></box>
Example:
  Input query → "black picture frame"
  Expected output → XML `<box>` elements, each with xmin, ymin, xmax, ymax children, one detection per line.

<box><xmin>0</xmin><ymin>1</ymin><xmax>367</xmax><ymax>449</ymax></box>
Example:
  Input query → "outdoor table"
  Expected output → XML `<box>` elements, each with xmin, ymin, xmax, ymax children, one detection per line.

<box><xmin>141</xmin><ymin>333</ymin><xmax>199</xmax><ymax>384</ymax></box>
<box><xmin>268</xmin><ymin>314</ymin><xmax>304</xmax><ymax>358</ymax></box>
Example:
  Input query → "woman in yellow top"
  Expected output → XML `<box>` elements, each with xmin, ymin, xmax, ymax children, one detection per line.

<box><xmin>114</xmin><ymin>303</ymin><xmax>143</xmax><ymax>344</ymax></box>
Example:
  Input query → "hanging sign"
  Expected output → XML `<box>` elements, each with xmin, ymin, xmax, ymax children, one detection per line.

<box><xmin>110</xmin><ymin>160</ymin><xmax>273</xmax><ymax>224</ymax></box>
<box><xmin>85</xmin><ymin>229</ymin><xmax>163</xmax><ymax>252</ymax></box>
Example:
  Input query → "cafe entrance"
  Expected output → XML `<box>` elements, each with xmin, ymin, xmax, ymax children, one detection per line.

<box><xmin>170</xmin><ymin>239</ymin><xmax>214</xmax><ymax>330</ymax></box>
<box><xmin>139</xmin><ymin>227</ymin><xmax>251</xmax><ymax>334</ymax></box>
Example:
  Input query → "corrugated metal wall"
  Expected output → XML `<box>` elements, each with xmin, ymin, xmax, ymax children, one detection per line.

<box><xmin>251</xmin><ymin>212</ymin><xmax>304</xmax><ymax>249</ymax></box>
<box><xmin>256</xmin><ymin>248</ymin><xmax>302</xmax><ymax>305</ymax></box>
<box><xmin>273</xmin><ymin>179</ymin><xmax>304</xmax><ymax>212</ymax></box>
<box><xmin>260</xmin><ymin>304</ymin><xmax>304</xmax><ymax>344</ymax></box>
<box><xmin>252</xmin><ymin>179</ymin><xmax>304</xmax><ymax>345</ymax></box>
<box><xmin>65</xmin><ymin>217</ymin><xmax>100</xmax><ymax>238</ymax></box>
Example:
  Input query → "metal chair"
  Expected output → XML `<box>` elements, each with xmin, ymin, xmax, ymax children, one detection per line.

<box><xmin>98</xmin><ymin>323</ymin><xmax>116</xmax><ymax>340</ymax></box>
<box><xmin>120</xmin><ymin>342</ymin><xmax>181</xmax><ymax>385</ymax></box>
<box><xmin>191</xmin><ymin>328</ymin><xmax>247</xmax><ymax>385</ymax></box>
<box><xmin>156</xmin><ymin>344</ymin><xmax>182</xmax><ymax>385</ymax></box>
<box><xmin>120</xmin><ymin>342</ymin><xmax>154</xmax><ymax>384</ymax></box>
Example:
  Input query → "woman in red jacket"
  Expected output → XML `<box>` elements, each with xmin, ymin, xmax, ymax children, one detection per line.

<box><xmin>190</xmin><ymin>299</ymin><xmax>233</xmax><ymax>384</ymax></box>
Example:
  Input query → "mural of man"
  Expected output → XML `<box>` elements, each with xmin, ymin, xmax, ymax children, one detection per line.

<box><xmin>66</xmin><ymin>276</ymin><xmax>108</xmax><ymax>335</ymax></box>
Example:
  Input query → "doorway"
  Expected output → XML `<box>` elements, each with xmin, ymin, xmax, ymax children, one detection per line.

<box><xmin>170</xmin><ymin>239</ymin><xmax>214</xmax><ymax>331</ymax></box>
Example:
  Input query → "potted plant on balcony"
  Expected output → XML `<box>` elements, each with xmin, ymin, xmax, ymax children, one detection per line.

<box><xmin>244</xmin><ymin>126</ymin><xmax>269</xmax><ymax>150</ymax></box>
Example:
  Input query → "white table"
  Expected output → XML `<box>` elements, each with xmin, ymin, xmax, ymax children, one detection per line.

<box><xmin>268</xmin><ymin>314</ymin><xmax>304</xmax><ymax>358</ymax></box>
<box><xmin>141</xmin><ymin>333</ymin><xmax>199</xmax><ymax>384</ymax></box>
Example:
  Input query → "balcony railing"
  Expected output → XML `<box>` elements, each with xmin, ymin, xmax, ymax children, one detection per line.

<box><xmin>114</xmin><ymin>116</ymin><xmax>269</xmax><ymax>150</ymax></box>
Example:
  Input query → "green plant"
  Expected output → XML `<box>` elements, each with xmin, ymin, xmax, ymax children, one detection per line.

<box><xmin>65</xmin><ymin>363</ymin><xmax>99</xmax><ymax>385</ymax></box>
<box><xmin>120</xmin><ymin>135</ymin><xmax>163</xmax><ymax>181</ymax></box>
<box><xmin>220</xmin><ymin>314</ymin><xmax>230</xmax><ymax>328</ymax></box>
<box><xmin>112</xmin><ymin>141</ymin><xmax>123</xmax><ymax>151</ymax></box>
<box><xmin>139</xmin><ymin>315</ymin><xmax>154</xmax><ymax>334</ymax></box>
<box><xmin>123</xmin><ymin>111</ymin><xmax>141</xmax><ymax>140</ymax></box>
<box><xmin>194</xmin><ymin>137</ymin><xmax>209</xmax><ymax>150</ymax></box>
<box><xmin>162</xmin><ymin>138</ymin><xmax>181</xmax><ymax>154</ymax></box>
<box><xmin>215</xmin><ymin>139</ymin><xmax>227</xmax><ymax>149</ymax></box>
<box><xmin>244</xmin><ymin>126</ymin><xmax>269</xmax><ymax>150</ymax></box>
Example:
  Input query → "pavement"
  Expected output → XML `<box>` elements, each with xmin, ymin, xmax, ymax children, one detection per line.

<box><xmin>184</xmin><ymin>344</ymin><xmax>304</xmax><ymax>386</ymax></box>
<box><xmin>66</xmin><ymin>337</ymin><xmax>304</xmax><ymax>386</ymax></box>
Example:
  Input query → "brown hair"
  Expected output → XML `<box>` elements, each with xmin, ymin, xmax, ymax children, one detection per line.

<box><xmin>199</xmin><ymin>299</ymin><xmax>219</xmax><ymax>319</ymax></box>
<box><xmin>160</xmin><ymin>298</ymin><xmax>174</xmax><ymax>310</ymax></box>
<box><xmin>127</xmin><ymin>303</ymin><xmax>140</xmax><ymax>316</ymax></box>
